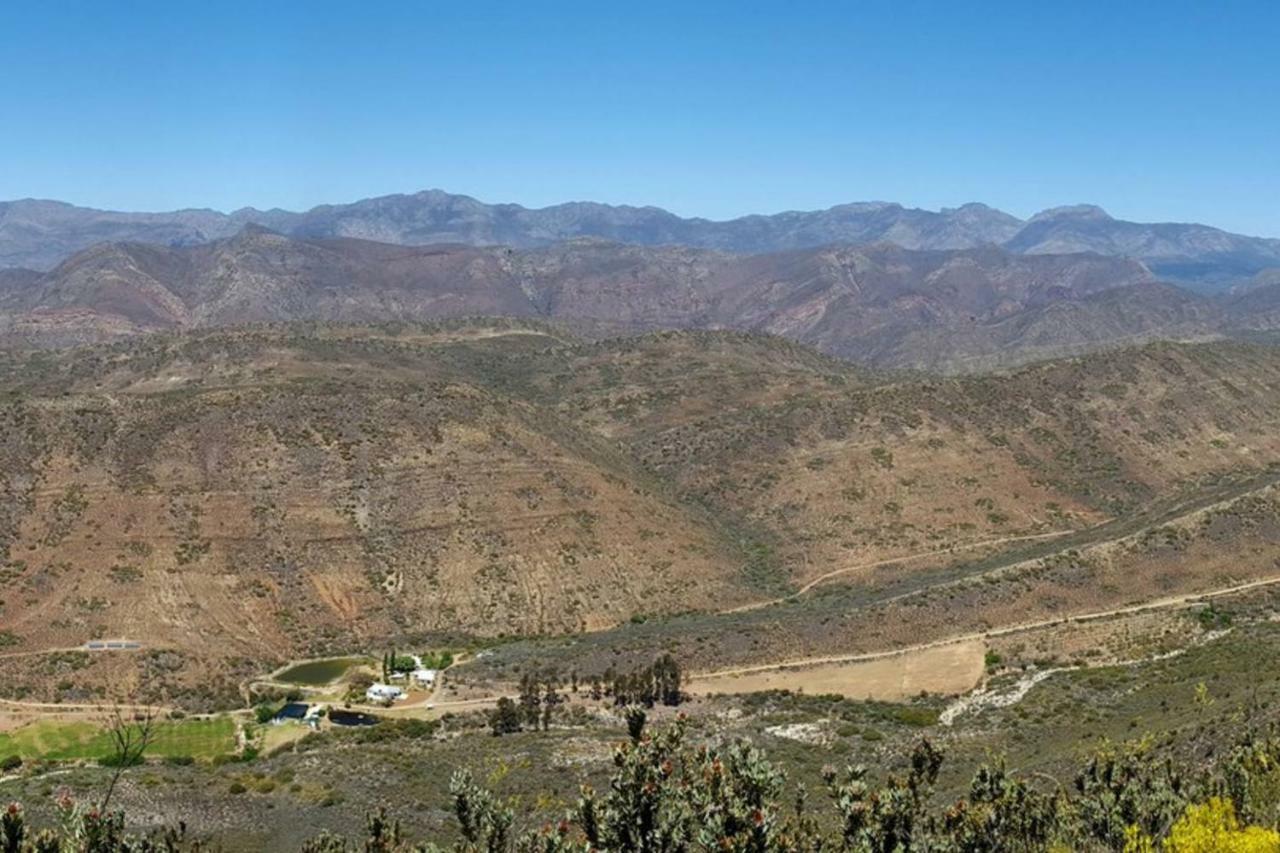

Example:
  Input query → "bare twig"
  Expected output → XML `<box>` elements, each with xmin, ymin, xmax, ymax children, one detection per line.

<box><xmin>99</xmin><ymin>704</ymin><xmax>158</xmax><ymax>812</ymax></box>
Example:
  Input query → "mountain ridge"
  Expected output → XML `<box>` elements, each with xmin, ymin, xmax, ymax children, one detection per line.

<box><xmin>4</xmin><ymin>190</ymin><xmax>1277</xmax><ymax>292</ymax></box>
<box><xmin>2</xmin><ymin>232</ymin><xmax>1226</xmax><ymax>372</ymax></box>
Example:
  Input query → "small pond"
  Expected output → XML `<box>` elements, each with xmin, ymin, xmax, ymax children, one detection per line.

<box><xmin>272</xmin><ymin>702</ymin><xmax>310</xmax><ymax>722</ymax></box>
<box><xmin>329</xmin><ymin>709</ymin><xmax>380</xmax><ymax>727</ymax></box>
<box><xmin>275</xmin><ymin>657</ymin><xmax>368</xmax><ymax>686</ymax></box>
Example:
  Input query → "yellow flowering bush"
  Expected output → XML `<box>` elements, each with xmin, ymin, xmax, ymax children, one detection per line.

<box><xmin>1125</xmin><ymin>797</ymin><xmax>1280</xmax><ymax>853</ymax></box>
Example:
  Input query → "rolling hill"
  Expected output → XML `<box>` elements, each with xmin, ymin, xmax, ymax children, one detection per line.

<box><xmin>0</xmin><ymin>230</ymin><xmax>1241</xmax><ymax>371</ymax></box>
<box><xmin>4</xmin><ymin>324</ymin><xmax>1280</xmax><ymax>707</ymax></box>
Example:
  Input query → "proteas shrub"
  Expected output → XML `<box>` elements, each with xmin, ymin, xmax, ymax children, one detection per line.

<box><xmin>11</xmin><ymin>711</ymin><xmax>1280</xmax><ymax>850</ymax></box>
<box><xmin>940</xmin><ymin>759</ymin><xmax>1060</xmax><ymax>852</ymax></box>
<box><xmin>417</xmin><ymin>712</ymin><xmax>1280</xmax><ymax>852</ymax></box>
<box><xmin>575</xmin><ymin>710</ymin><xmax>787</xmax><ymax>851</ymax></box>
<box><xmin>426</xmin><ymin>710</ymin><xmax>1059</xmax><ymax>852</ymax></box>
<box><xmin>0</xmin><ymin>793</ymin><xmax>192</xmax><ymax>853</ymax></box>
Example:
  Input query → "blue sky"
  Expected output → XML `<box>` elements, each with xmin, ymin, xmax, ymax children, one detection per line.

<box><xmin>1</xmin><ymin>1</ymin><xmax>1277</xmax><ymax>235</ymax></box>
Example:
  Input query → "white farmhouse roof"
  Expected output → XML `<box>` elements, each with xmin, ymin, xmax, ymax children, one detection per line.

<box><xmin>365</xmin><ymin>683</ymin><xmax>405</xmax><ymax>701</ymax></box>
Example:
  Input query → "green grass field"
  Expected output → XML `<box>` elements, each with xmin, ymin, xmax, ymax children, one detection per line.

<box><xmin>0</xmin><ymin>716</ymin><xmax>238</xmax><ymax>762</ymax></box>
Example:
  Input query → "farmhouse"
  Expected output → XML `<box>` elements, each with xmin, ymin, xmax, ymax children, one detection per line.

<box><xmin>365</xmin><ymin>683</ymin><xmax>405</xmax><ymax>703</ymax></box>
<box><xmin>412</xmin><ymin>668</ymin><xmax>437</xmax><ymax>687</ymax></box>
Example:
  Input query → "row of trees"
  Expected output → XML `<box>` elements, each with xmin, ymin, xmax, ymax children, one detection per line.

<box><xmin>604</xmin><ymin>654</ymin><xmax>682</xmax><ymax>708</ymax></box>
<box><xmin>575</xmin><ymin>655</ymin><xmax>684</xmax><ymax>707</ymax></box>
<box><xmin>379</xmin><ymin>650</ymin><xmax>454</xmax><ymax>682</ymax></box>
<box><xmin>488</xmin><ymin>672</ymin><xmax>566</xmax><ymax>736</ymax></box>
<box><xmin>381</xmin><ymin>651</ymin><xmax>416</xmax><ymax>680</ymax></box>
<box><xmin>488</xmin><ymin>656</ymin><xmax>684</xmax><ymax>736</ymax></box>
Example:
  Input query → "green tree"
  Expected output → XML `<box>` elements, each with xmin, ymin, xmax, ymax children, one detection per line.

<box><xmin>488</xmin><ymin>698</ymin><xmax>522</xmax><ymax>737</ymax></box>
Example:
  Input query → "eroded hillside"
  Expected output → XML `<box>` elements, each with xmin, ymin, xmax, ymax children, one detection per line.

<box><xmin>3</xmin><ymin>324</ymin><xmax>1280</xmax><ymax>707</ymax></box>
<box><xmin>3</xmin><ymin>232</ymin><xmax>1253</xmax><ymax>371</ymax></box>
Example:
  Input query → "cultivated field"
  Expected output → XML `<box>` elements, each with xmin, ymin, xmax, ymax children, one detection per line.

<box><xmin>0</xmin><ymin>716</ymin><xmax>237</xmax><ymax>762</ymax></box>
<box><xmin>688</xmin><ymin>638</ymin><xmax>986</xmax><ymax>701</ymax></box>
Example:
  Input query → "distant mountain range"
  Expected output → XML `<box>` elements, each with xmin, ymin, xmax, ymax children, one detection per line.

<box><xmin>6</xmin><ymin>227</ymin><xmax>1278</xmax><ymax>371</ymax></box>
<box><xmin>2</xmin><ymin>190</ymin><xmax>1278</xmax><ymax>292</ymax></box>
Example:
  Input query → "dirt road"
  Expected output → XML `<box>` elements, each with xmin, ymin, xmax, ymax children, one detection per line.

<box><xmin>720</xmin><ymin>530</ymin><xmax>1076</xmax><ymax>615</ymax></box>
<box><xmin>695</xmin><ymin>572</ymin><xmax>1280</xmax><ymax>680</ymax></box>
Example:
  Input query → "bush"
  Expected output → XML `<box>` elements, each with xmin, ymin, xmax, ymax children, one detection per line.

<box><xmin>488</xmin><ymin>697</ymin><xmax>522</xmax><ymax>736</ymax></box>
<box><xmin>891</xmin><ymin>706</ymin><xmax>940</xmax><ymax>727</ymax></box>
<box><xmin>254</xmin><ymin>702</ymin><xmax>281</xmax><ymax>724</ymax></box>
<box><xmin>0</xmin><ymin>754</ymin><xmax>21</xmax><ymax>772</ymax></box>
<box><xmin>349</xmin><ymin>718</ymin><xmax>439</xmax><ymax>743</ymax></box>
<box><xmin>418</xmin><ymin>650</ymin><xmax>455</xmax><ymax>669</ymax></box>
<box><xmin>1125</xmin><ymin>797</ymin><xmax>1280</xmax><ymax>852</ymax></box>
<box><xmin>10</xmin><ymin>714</ymin><xmax>1280</xmax><ymax>851</ymax></box>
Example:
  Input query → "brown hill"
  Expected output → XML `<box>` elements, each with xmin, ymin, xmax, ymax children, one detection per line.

<box><xmin>3</xmin><ymin>325</ymin><xmax>1280</xmax><ymax>706</ymax></box>
<box><xmin>0</xmin><ymin>232</ymin><xmax>1230</xmax><ymax>372</ymax></box>
<box><xmin>0</xmin><ymin>325</ymin><xmax>771</xmax><ymax>706</ymax></box>
<box><xmin>0</xmin><ymin>267</ymin><xmax>39</xmax><ymax>307</ymax></box>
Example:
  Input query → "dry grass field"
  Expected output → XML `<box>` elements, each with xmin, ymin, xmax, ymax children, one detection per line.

<box><xmin>688</xmin><ymin>639</ymin><xmax>986</xmax><ymax>701</ymax></box>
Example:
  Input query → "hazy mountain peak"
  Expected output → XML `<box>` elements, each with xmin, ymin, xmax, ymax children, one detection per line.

<box><xmin>2</xmin><ymin>191</ymin><xmax>1276</xmax><ymax>292</ymax></box>
<box><xmin>4</xmin><ymin>231</ymin><xmax>1220</xmax><ymax>373</ymax></box>
<box><xmin>942</xmin><ymin>202</ymin><xmax>1003</xmax><ymax>214</ymax></box>
<box><xmin>825</xmin><ymin>201</ymin><xmax>901</xmax><ymax>215</ymax></box>
<box><xmin>234</xmin><ymin>222</ymin><xmax>282</xmax><ymax>238</ymax></box>
<box><xmin>1030</xmin><ymin>204</ymin><xmax>1113</xmax><ymax>222</ymax></box>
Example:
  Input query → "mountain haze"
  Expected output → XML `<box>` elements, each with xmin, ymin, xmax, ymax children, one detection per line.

<box><xmin>1</xmin><ymin>229</ymin><xmax>1239</xmax><ymax>371</ymax></box>
<box><xmin>3</xmin><ymin>190</ymin><xmax>1277</xmax><ymax>291</ymax></box>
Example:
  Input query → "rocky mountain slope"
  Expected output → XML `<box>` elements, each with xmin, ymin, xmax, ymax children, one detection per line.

<box><xmin>1006</xmin><ymin>204</ymin><xmax>1280</xmax><ymax>290</ymax></box>
<box><xmin>3</xmin><ymin>324</ymin><xmax>1280</xmax><ymax>706</ymax></box>
<box><xmin>0</xmin><ymin>230</ymin><xmax>1235</xmax><ymax>371</ymax></box>
<box><xmin>4</xmin><ymin>190</ymin><xmax>1277</xmax><ymax>291</ymax></box>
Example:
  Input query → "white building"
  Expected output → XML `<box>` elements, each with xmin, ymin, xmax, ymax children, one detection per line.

<box><xmin>365</xmin><ymin>683</ymin><xmax>405</xmax><ymax>703</ymax></box>
<box><xmin>412</xmin><ymin>668</ymin><xmax>437</xmax><ymax>687</ymax></box>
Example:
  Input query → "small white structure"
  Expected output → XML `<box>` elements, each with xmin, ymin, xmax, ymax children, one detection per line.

<box><xmin>412</xmin><ymin>668</ymin><xmax>437</xmax><ymax>687</ymax></box>
<box><xmin>305</xmin><ymin>706</ymin><xmax>323</xmax><ymax>730</ymax></box>
<box><xmin>365</xmin><ymin>683</ymin><xmax>405</xmax><ymax>703</ymax></box>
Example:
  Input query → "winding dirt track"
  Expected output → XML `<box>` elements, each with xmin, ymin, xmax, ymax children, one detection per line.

<box><xmin>719</xmin><ymin>530</ymin><xmax>1075</xmax><ymax>615</ymax></box>
<box><xmin>0</xmin><ymin>647</ymin><xmax>79</xmax><ymax>661</ymax></box>
<box><xmin>0</xmin><ymin>643</ymin><xmax>145</xmax><ymax>661</ymax></box>
<box><xmin>0</xmin><ymin>697</ymin><xmax>175</xmax><ymax>714</ymax></box>
<box><xmin>4</xmin><ymin>474</ymin><xmax>1280</xmax><ymax>716</ymax></box>
<box><xmin>3</xmin><ymin>574</ymin><xmax>1278</xmax><ymax>719</ymax></box>
<box><xmin>695</xmin><ymin>572</ymin><xmax>1280</xmax><ymax>680</ymax></box>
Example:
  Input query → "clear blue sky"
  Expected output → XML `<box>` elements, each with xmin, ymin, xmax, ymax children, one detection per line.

<box><xmin>1</xmin><ymin>1</ymin><xmax>1277</xmax><ymax>235</ymax></box>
